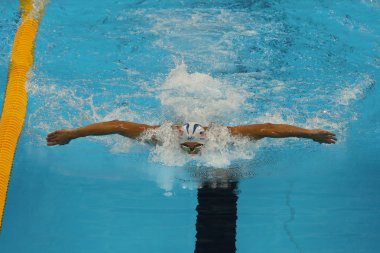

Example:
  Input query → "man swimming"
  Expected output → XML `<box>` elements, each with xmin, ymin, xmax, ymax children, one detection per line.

<box><xmin>46</xmin><ymin>121</ymin><xmax>337</xmax><ymax>154</ymax></box>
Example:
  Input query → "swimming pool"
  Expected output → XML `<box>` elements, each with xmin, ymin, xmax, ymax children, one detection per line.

<box><xmin>1</xmin><ymin>0</ymin><xmax>380</xmax><ymax>252</ymax></box>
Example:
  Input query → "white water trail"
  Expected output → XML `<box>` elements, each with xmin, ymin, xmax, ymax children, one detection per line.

<box><xmin>139</xmin><ymin>62</ymin><xmax>254</xmax><ymax>167</ymax></box>
<box><xmin>158</xmin><ymin>61</ymin><xmax>246</xmax><ymax>125</ymax></box>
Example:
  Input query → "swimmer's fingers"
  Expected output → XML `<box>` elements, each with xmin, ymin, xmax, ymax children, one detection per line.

<box><xmin>327</xmin><ymin>133</ymin><xmax>337</xmax><ymax>140</ymax></box>
<box><xmin>46</xmin><ymin>136</ymin><xmax>56</xmax><ymax>143</ymax></box>
<box><xmin>323</xmin><ymin>132</ymin><xmax>337</xmax><ymax>143</ymax></box>
<box><xmin>318</xmin><ymin>137</ymin><xmax>336</xmax><ymax>144</ymax></box>
<box><xmin>321</xmin><ymin>130</ymin><xmax>336</xmax><ymax>137</ymax></box>
<box><xmin>47</xmin><ymin>129</ymin><xmax>69</xmax><ymax>137</ymax></box>
<box><xmin>46</xmin><ymin>133</ymin><xmax>57</xmax><ymax>139</ymax></box>
<box><xmin>312</xmin><ymin>129</ymin><xmax>337</xmax><ymax>144</ymax></box>
<box><xmin>46</xmin><ymin>129</ymin><xmax>72</xmax><ymax>146</ymax></box>
<box><xmin>47</xmin><ymin>139</ymin><xmax>70</xmax><ymax>146</ymax></box>
<box><xmin>47</xmin><ymin>133</ymin><xmax>55</xmax><ymax>140</ymax></box>
<box><xmin>46</xmin><ymin>134</ymin><xmax>59</xmax><ymax>145</ymax></box>
<box><xmin>321</xmin><ymin>136</ymin><xmax>337</xmax><ymax>144</ymax></box>
<box><xmin>47</xmin><ymin>141</ymin><xmax>58</xmax><ymax>146</ymax></box>
<box><xmin>46</xmin><ymin>135</ymin><xmax>59</xmax><ymax>143</ymax></box>
<box><xmin>326</xmin><ymin>132</ymin><xmax>337</xmax><ymax>143</ymax></box>
<box><xmin>326</xmin><ymin>138</ymin><xmax>337</xmax><ymax>144</ymax></box>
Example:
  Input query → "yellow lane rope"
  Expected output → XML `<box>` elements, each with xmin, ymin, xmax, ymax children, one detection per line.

<box><xmin>0</xmin><ymin>0</ymin><xmax>45</xmax><ymax>231</ymax></box>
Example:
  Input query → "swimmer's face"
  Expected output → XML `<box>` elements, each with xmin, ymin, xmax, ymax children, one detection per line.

<box><xmin>180</xmin><ymin>142</ymin><xmax>204</xmax><ymax>155</ymax></box>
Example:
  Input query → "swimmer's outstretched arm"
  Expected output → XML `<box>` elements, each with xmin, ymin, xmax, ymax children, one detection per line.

<box><xmin>46</xmin><ymin>120</ymin><xmax>159</xmax><ymax>146</ymax></box>
<box><xmin>228</xmin><ymin>123</ymin><xmax>337</xmax><ymax>144</ymax></box>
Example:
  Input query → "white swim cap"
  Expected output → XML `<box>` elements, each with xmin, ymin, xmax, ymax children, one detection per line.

<box><xmin>178</xmin><ymin>122</ymin><xmax>207</xmax><ymax>144</ymax></box>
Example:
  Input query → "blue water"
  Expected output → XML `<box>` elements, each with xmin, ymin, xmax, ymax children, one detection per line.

<box><xmin>1</xmin><ymin>0</ymin><xmax>380</xmax><ymax>252</ymax></box>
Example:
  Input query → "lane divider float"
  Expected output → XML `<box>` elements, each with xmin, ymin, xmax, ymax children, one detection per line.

<box><xmin>0</xmin><ymin>0</ymin><xmax>46</xmax><ymax>231</ymax></box>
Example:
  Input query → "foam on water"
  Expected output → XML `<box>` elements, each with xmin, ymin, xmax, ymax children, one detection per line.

<box><xmin>140</xmin><ymin>7</ymin><xmax>262</xmax><ymax>73</ymax></box>
<box><xmin>158</xmin><ymin>61</ymin><xmax>246</xmax><ymax>124</ymax></box>
<box><xmin>26</xmin><ymin>73</ymin><xmax>139</xmax><ymax>151</ymax></box>
<box><xmin>199</xmin><ymin>124</ymin><xmax>255</xmax><ymax>167</ymax></box>
<box><xmin>140</xmin><ymin>122</ymin><xmax>255</xmax><ymax>168</ymax></box>
<box><xmin>28</xmin><ymin>0</ymin><xmax>48</xmax><ymax>19</ymax></box>
<box><xmin>361</xmin><ymin>0</ymin><xmax>380</xmax><ymax>8</ymax></box>
<box><xmin>337</xmin><ymin>74</ymin><xmax>375</xmax><ymax>106</ymax></box>
<box><xmin>141</xmin><ymin>122</ymin><xmax>188</xmax><ymax>166</ymax></box>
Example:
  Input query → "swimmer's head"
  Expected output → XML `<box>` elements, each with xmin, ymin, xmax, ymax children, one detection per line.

<box><xmin>178</xmin><ymin>122</ymin><xmax>206</xmax><ymax>154</ymax></box>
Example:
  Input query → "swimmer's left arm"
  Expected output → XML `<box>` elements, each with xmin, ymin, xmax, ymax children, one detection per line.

<box><xmin>228</xmin><ymin>123</ymin><xmax>337</xmax><ymax>144</ymax></box>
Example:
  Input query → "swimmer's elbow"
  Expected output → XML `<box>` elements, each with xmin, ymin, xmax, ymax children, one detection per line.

<box><xmin>116</xmin><ymin>121</ymin><xmax>155</xmax><ymax>139</ymax></box>
<box><xmin>229</xmin><ymin>125</ymin><xmax>266</xmax><ymax>139</ymax></box>
<box><xmin>110</xmin><ymin>120</ymin><xmax>131</xmax><ymax>136</ymax></box>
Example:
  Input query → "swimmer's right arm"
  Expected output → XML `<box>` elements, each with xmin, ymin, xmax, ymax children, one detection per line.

<box><xmin>46</xmin><ymin>120</ymin><xmax>159</xmax><ymax>146</ymax></box>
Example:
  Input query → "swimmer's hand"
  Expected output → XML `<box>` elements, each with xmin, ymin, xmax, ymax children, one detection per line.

<box><xmin>46</xmin><ymin>129</ymin><xmax>75</xmax><ymax>146</ymax></box>
<box><xmin>309</xmin><ymin>129</ymin><xmax>337</xmax><ymax>144</ymax></box>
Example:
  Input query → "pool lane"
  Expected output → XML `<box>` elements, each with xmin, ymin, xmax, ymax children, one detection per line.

<box><xmin>0</xmin><ymin>0</ymin><xmax>46</xmax><ymax>231</ymax></box>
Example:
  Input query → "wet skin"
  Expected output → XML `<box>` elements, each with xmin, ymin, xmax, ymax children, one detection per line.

<box><xmin>308</xmin><ymin>129</ymin><xmax>337</xmax><ymax>144</ymax></box>
<box><xmin>47</xmin><ymin>129</ymin><xmax>73</xmax><ymax>146</ymax></box>
<box><xmin>46</xmin><ymin>129</ymin><xmax>205</xmax><ymax>154</ymax></box>
<box><xmin>46</xmin><ymin>122</ymin><xmax>337</xmax><ymax>148</ymax></box>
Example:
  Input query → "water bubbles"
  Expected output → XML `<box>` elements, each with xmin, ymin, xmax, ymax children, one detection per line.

<box><xmin>140</xmin><ymin>123</ymin><xmax>255</xmax><ymax>168</ymax></box>
<box><xmin>163</xmin><ymin>191</ymin><xmax>173</xmax><ymax>197</ymax></box>
<box><xmin>337</xmin><ymin>74</ymin><xmax>375</xmax><ymax>106</ymax></box>
<box><xmin>158</xmin><ymin>61</ymin><xmax>246</xmax><ymax>125</ymax></box>
<box><xmin>200</xmin><ymin>124</ymin><xmax>255</xmax><ymax>167</ymax></box>
<box><xmin>28</xmin><ymin>0</ymin><xmax>48</xmax><ymax>19</ymax></box>
<box><xmin>141</xmin><ymin>122</ymin><xmax>189</xmax><ymax>166</ymax></box>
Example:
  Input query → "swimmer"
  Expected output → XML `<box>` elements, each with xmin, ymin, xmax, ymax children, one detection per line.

<box><xmin>46</xmin><ymin>121</ymin><xmax>337</xmax><ymax>154</ymax></box>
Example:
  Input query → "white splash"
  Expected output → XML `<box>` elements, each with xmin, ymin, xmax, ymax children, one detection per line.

<box><xmin>26</xmin><ymin>74</ymin><xmax>139</xmax><ymax>151</ymax></box>
<box><xmin>141</xmin><ymin>122</ymin><xmax>190</xmax><ymax>166</ymax></box>
<box><xmin>143</xmin><ymin>8</ymin><xmax>259</xmax><ymax>71</ymax></box>
<box><xmin>158</xmin><ymin>62</ymin><xmax>246</xmax><ymax>124</ymax></box>
<box><xmin>337</xmin><ymin>74</ymin><xmax>375</xmax><ymax>106</ymax></box>
<box><xmin>27</xmin><ymin>0</ymin><xmax>49</xmax><ymax>19</ymax></box>
<box><xmin>200</xmin><ymin>124</ymin><xmax>255</xmax><ymax>167</ymax></box>
<box><xmin>140</xmin><ymin>123</ymin><xmax>255</xmax><ymax>168</ymax></box>
<box><xmin>361</xmin><ymin>0</ymin><xmax>380</xmax><ymax>8</ymax></box>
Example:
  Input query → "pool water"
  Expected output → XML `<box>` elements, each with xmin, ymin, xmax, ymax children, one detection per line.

<box><xmin>1</xmin><ymin>0</ymin><xmax>380</xmax><ymax>252</ymax></box>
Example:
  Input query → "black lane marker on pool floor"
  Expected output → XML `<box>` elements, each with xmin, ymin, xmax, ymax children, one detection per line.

<box><xmin>195</xmin><ymin>181</ymin><xmax>238</xmax><ymax>253</ymax></box>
